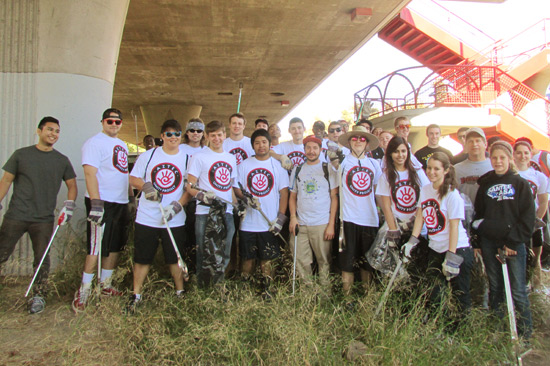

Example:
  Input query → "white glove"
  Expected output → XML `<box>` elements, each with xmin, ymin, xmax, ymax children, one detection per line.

<box><xmin>58</xmin><ymin>200</ymin><xmax>75</xmax><ymax>226</ymax></box>
<box><xmin>244</xmin><ymin>195</ymin><xmax>261</xmax><ymax>210</ymax></box>
<box><xmin>142</xmin><ymin>182</ymin><xmax>162</xmax><ymax>202</ymax></box>
<box><xmin>400</xmin><ymin>236</ymin><xmax>420</xmax><ymax>263</ymax></box>
<box><xmin>472</xmin><ymin>219</ymin><xmax>484</xmax><ymax>230</ymax></box>
<box><xmin>163</xmin><ymin>201</ymin><xmax>183</xmax><ymax>222</ymax></box>
<box><xmin>195</xmin><ymin>191</ymin><xmax>217</xmax><ymax>205</ymax></box>
<box><xmin>442</xmin><ymin>251</ymin><xmax>464</xmax><ymax>281</ymax></box>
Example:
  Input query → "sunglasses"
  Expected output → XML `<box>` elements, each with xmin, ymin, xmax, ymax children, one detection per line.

<box><xmin>329</xmin><ymin>128</ymin><xmax>342</xmax><ymax>133</ymax></box>
<box><xmin>164</xmin><ymin>132</ymin><xmax>182</xmax><ymax>138</ymax></box>
<box><xmin>397</xmin><ymin>124</ymin><xmax>411</xmax><ymax>130</ymax></box>
<box><xmin>350</xmin><ymin>136</ymin><xmax>367</xmax><ymax>142</ymax></box>
<box><xmin>188</xmin><ymin>129</ymin><xmax>203</xmax><ymax>133</ymax></box>
<box><xmin>105</xmin><ymin>119</ymin><xmax>122</xmax><ymax>125</ymax></box>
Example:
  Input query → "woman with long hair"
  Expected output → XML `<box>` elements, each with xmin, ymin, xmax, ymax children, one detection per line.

<box><xmin>513</xmin><ymin>140</ymin><xmax>548</xmax><ymax>292</ymax></box>
<box><xmin>473</xmin><ymin>141</ymin><xmax>535</xmax><ymax>339</ymax></box>
<box><xmin>403</xmin><ymin>152</ymin><xmax>473</xmax><ymax>312</ymax></box>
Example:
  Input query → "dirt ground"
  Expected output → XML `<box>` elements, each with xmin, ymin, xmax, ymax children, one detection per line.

<box><xmin>1</xmin><ymin>274</ymin><xmax>549</xmax><ymax>365</ymax></box>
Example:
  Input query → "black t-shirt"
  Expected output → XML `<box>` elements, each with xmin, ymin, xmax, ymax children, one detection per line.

<box><xmin>414</xmin><ymin>145</ymin><xmax>453</xmax><ymax>170</ymax></box>
<box><xmin>3</xmin><ymin>146</ymin><xmax>76</xmax><ymax>222</ymax></box>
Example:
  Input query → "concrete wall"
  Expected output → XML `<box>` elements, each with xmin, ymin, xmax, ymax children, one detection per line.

<box><xmin>0</xmin><ymin>0</ymin><xmax>129</xmax><ymax>275</ymax></box>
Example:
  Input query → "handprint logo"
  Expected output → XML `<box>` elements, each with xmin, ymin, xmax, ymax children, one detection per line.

<box><xmin>346</xmin><ymin>166</ymin><xmax>374</xmax><ymax>196</ymax></box>
<box><xmin>113</xmin><ymin>145</ymin><xmax>129</xmax><ymax>173</ymax></box>
<box><xmin>424</xmin><ymin>207</ymin><xmax>436</xmax><ymax>227</ymax></box>
<box><xmin>156</xmin><ymin>169</ymin><xmax>174</xmax><ymax>188</ymax></box>
<box><xmin>353</xmin><ymin>172</ymin><xmax>370</xmax><ymax>190</ymax></box>
<box><xmin>247</xmin><ymin>168</ymin><xmax>274</xmax><ymax>197</ymax></box>
<box><xmin>230</xmin><ymin>148</ymin><xmax>247</xmax><ymax>166</ymax></box>
<box><xmin>217</xmin><ymin>167</ymin><xmax>230</xmax><ymax>185</ymax></box>
<box><xmin>393</xmin><ymin>180</ymin><xmax>420</xmax><ymax>213</ymax></box>
<box><xmin>398</xmin><ymin>186</ymin><xmax>414</xmax><ymax>205</ymax></box>
<box><xmin>421</xmin><ymin>199</ymin><xmax>445</xmax><ymax>234</ymax></box>
<box><xmin>253</xmin><ymin>174</ymin><xmax>267</xmax><ymax>190</ymax></box>
<box><xmin>118</xmin><ymin>153</ymin><xmax>128</xmax><ymax>169</ymax></box>
<box><xmin>151</xmin><ymin>163</ymin><xmax>182</xmax><ymax>193</ymax></box>
<box><xmin>209</xmin><ymin>161</ymin><xmax>233</xmax><ymax>191</ymax></box>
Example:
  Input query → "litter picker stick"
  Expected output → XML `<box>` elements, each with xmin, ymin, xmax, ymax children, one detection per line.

<box><xmin>337</xmin><ymin>164</ymin><xmax>345</xmax><ymax>252</ymax></box>
<box><xmin>187</xmin><ymin>180</ymin><xmax>238</xmax><ymax>208</ymax></box>
<box><xmin>496</xmin><ymin>248</ymin><xmax>523</xmax><ymax>366</ymax></box>
<box><xmin>292</xmin><ymin>225</ymin><xmax>299</xmax><ymax>296</ymax></box>
<box><xmin>159</xmin><ymin>203</ymin><xmax>189</xmax><ymax>281</ymax></box>
<box><xmin>25</xmin><ymin>219</ymin><xmax>62</xmax><ymax>297</ymax></box>
<box><xmin>237</xmin><ymin>182</ymin><xmax>289</xmax><ymax>247</ymax></box>
<box><xmin>374</xmin><ymin>258</ymin><xmax>402</xmax><ymax>318</ymax></box>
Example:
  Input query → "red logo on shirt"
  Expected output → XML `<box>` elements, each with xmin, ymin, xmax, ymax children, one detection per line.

<box><xmin>229</xmin><ymin>147</ymin><xmax>248</xmax><ymax>165</ymax></box>
<box><xmin>247</xmin><ymin>168</ymin><xmax>274</xmax><ymax>197</ymax></box>
<box><xmin>151</xmin><ymin>163</ymin><xmax>182</xmax><ymax>194</ymax></box>
<box><xmin>421</xmin><ymin>199</ymin><xmax>445</xmax><ymax>235</ymax></box>
<box><xmin>392</xmin><ymin>180</ymin><xmax>419</xmax><ymax>214</ymax></box>
<box><xmin>288</xmin><ymin>151</ymin><xmax>306</xmax><ymax>167</ymax></box>
<box><xmin>209</xmin><ymin>161</ymin><xmax>233</xmax><ymax>191</ymax></box>
<box><xmin>530</xmin><ymin>161</ymin><xmax>541</xmax><ymax>172</ymax></box>
<box><xmin>527</xmin><ymin>179</ymin><xmax>538</xmax><ymax>198</ymax></box>
<box><xmin>346</xmin><ymin>166</ymin><xmax>374</xmax><ymax>196</ymax></box>
<box><xmin>113</xmin><ymin>145</ymin><xmax>128</xmax><ymax>173</ymax></box>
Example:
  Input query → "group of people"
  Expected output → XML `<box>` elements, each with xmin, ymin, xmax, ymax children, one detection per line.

<box><xmin>0</xmin><ymin>109</ymin><xmax>545</xmax><ymax>342</ymax></box>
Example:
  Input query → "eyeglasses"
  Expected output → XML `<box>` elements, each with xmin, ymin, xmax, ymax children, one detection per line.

<box><xmin>188</xmin><ymin>129</ymin><xmax>203</xmax><ymax>134</ymax></box>
<box><xmin>105</xmin><ymin>119</ymin><xmax>122</xmax><ymax>125</ymax></box>
<box><xmin>329</xmin><ymin>128</ymin><xmax>342</xmax><ymax>133</ymax></box>
<box><xmin>397</xmin><ymin>124</ymin><xmax>410</xmax><ymax>130</ymax></box>
<box><xmin>164</xmin><ymin>132</ymin><xmax>182</xmax><ymax>138</ymax></box>
<box><xmin>350</xmin><ymin>136</ymin><xmax>367</xmax><ymax>142</ymax></box>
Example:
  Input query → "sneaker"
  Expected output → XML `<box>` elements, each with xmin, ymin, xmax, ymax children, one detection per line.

<box><xmin>28</xmin><ymin>295</ymin><xmax>45</xmax><ymax>314</ymax></box>
<box><xmin>125</xmin><ymin>294</ymin><xmax>142</xmax><ymax>315</ymax></box>
<box><xmin>101</xmin><ymin>285</ymin><xmax>123</xmax><ymax>297</ymax></box>
<box><xmin>72</xmin><ymin>287</ymin><xmax>91</xmax><ymax>313</ymax></box>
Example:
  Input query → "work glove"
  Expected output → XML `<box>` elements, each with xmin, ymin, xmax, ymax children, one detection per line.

<box><xmin>442</xmin><ymin>251</ymin><xmax>464</xmax><ymax>281</ymax></box>
<box><xmin>58</xmin><ymin>200</ymin><xmax>75</xmax><ymax>226</ymax></box>
<box><xmin>400</xmin><ymin>235</ymin><xmax>420</xmax><ymax>263</ymax></box>
<box><xmin>279</xmin><ymin>155</ymin><xmax>293</xmax><ymax>170</ymax></box>
<box><xmin>386</xmin><ymin>229</ymin><xmax>401</xmax><ymax>248</ymax></box>
<box><xmin>195</xmin><ymin>191</ymin><xmax>217</xmax><ymax>205</ymax></box>
<box><xmin>535</xmin><ymin>217</ymin><xmax>545</xmax><ymax>230</ymax></box>
<box><xmin>142</xmin><ymin>182</ymin><xmax>162</xmax><ymax>202</ymax></box>
<box><xmin>471</xmin><ymin>219</ymin><xmax>484</xmax><ymax>230</ymax></box>
<box><xmin>87</xmin><ymin>199</ymin><xmax>104</xmax><ymax>224</ymax></box>
<box><xmin>243</xmin><ymin>194</ymin><xmax>261</xmax><ymax>210</ymax></box>
<box><xmin>269</xmin><ymin>212</ymin><xmax>288</xmax><ymax>235</ymax></box>
<box><xmin>163</xmin><ymin>201</ymin><xmax>183</xmax><ymax>222</ymax></box>
<box><xmin>236</xmin><ymin>200</ymin><xmax>247</xmax><ymax>219</ymax></box>
<box><xmin>397</xmin><ymin>217</ymin><xmax>415</xmax><ymax>233</ymax></box>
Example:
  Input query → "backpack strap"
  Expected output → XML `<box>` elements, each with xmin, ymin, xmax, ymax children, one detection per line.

<box><xmin>143</xmin><ymin>147</ymin><xmax>158</xmax><ymax>180</ymax></box>
<box><xmin>539</xmin><ymin>151</ymin><xmax>550</xmax><ymax>177</ymax></box>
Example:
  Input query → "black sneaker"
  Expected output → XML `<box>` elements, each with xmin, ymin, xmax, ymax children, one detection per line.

<box><xmin>28</xmin><ymin>295</ymin><xmax>45</xmax><ymax>314</ymax></box>
<box><xmin>125</xmin><ymin>294</ymin><xmax>142</xmax><ymax>315</ymax></box>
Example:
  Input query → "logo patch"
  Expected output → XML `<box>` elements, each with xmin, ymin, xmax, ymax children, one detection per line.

<box><xmin>208</xmin><ymin>161</ymin><xmax>233</xmax><ymax>191</ymax></box>
<box><xmin>304</xmin><ymin>179</ymin><xmax>319</xmax><ymax>194</ymax></box>
<box><xmin>229</xmin><ymin>147</ymin><xmax>248</xmax><ymax>165</ymax></box>
<box><xmin>288</xmin><ymin>151</ymin><xmax>306</xmax><ymax>167</ymax></box>
<box><xmin>151</xmin><ymin>163</ymin><xmax>182</xmax><ymax>194</ymax></box>
<box><xmin>247</xmin><ymin>168</ymin><xmax>274</xmax><ymax>197</ymax></box>
<box><xmin>113</xmin><ymin>145</ymin><xmax>128</xmax><ymax>173</ymax></box>
<box><xmin>346</xmin><ymin>166</ymin><xmax>374</xmax><ymax>196</ymax></box>
<box><xmin>421</xmin><ymin>199</ymin><xmax>446</xmax><ymax>235</ymax></box>
<box><xmin>392</xmin><ymin>180</ymin><xmax>419</xmax><ymax>214</ymax></box>
<box><xmin>527</xmin><ymin>180</ymin><xmax>538</xmax><ymax>198</ymax></box>
<box><xmin>487</xmin><ymin>184</ymin><xmax>515</xmax><ymax>201</ymax></box>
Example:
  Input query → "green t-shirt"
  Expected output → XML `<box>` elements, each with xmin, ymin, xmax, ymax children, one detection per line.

<box><xmin>3</xmin><ymin>146</ymin><xmax>76</xmax><ymax>222</ymax></box>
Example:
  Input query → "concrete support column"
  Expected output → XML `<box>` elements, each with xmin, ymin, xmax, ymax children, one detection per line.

<box><xmin>140</xmin><ymin>104</ymin><xmax>203</xmax><ymax>136</ymax></box>
<box><xmin>0</xmin><ymin>0</ymin><xmax>129</xmax><ymax>275</ymax></box>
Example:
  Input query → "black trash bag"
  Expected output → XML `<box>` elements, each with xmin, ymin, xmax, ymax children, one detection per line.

<box><xmin>198</xmin><ymin>200</ymin><xmax>227</xmax><ymax>287</ymax></box>
<box><xmin>366</xmin><ymin>222</ymin><xmax>409</xmax><ymax>282</ymax></box>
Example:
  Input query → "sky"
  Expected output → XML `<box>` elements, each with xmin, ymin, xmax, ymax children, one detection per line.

<box><xmin>276</xmin><ymin>0</ymin><xmax>550</xmax><ymax>143</ymax></box>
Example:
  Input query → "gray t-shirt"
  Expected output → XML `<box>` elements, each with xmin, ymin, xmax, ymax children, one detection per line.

<box><xmin>3</xmin><ymin>146</ymin><xmax>76</xmax><ymax>222</ymax></box>
<box><xmin>454</xmin><ymin>158</ymin><xmax>493</xmax><ymax>205</ymax></box>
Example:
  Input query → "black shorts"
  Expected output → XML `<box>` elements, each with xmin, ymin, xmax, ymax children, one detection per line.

<box><xmin>339</xmin><ymin>221</ymin><xmax>377</xmax><ymax>272</ymax></box>
<box><xmin>134</xmin><ymin>223</ymin><xmax>186</xmax><ymax>265</ymax></box>
<box><xmin>532</xmin><ymin>228</ymin><xmax>543</xmax><ymax>248</ymax></box>
<box><xmin>85</xmin><ymin>197</ymin><xmax>130</xmax><ymax>256</ymax></box>
<box><xmin>239</xmin><ymin>230</ymin><xmax>280</xmax><ymax>260</ymax></box>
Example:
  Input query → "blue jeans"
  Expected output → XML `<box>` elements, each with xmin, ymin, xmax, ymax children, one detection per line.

<box><xmin>195</xmin><ymin>213</ymin><xmax>235</xmax><ymax>286</ymax></box>
<box><xmin>480</xmin><ymin>238</ymin><xmax>532</xmax><ymax>339</ymax></box>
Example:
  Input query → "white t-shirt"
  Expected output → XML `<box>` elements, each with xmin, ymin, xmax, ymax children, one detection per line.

<box><xmin>454</xmin><ymin>159</ymin><xmax>493</xmax><ymax>205</ymax></box>
<box><xmin>223</xmin><ymin>136</ymin><xmax>254</xmax><ymax>166</ymax></box>
<box><xmin>339</xmin><ymin>155</ymin><xmax>382</xmax><ymax>227</ymax></box>
<box><xmin>418</xmin><ymin>184</ymin><xmax>469</xmax><ymax>253</ymax></box>
<box><xmin>376</xmin><ymin>168</ymin><xmax>430</xmax><ymax>223</ymax></box>
<box><xmin>131</xmin><ymin>147</ymin><xmax>188</xmax><ymax>228</ymax></box>
<box><xmin>273</xmin><ymin>141</ymin><xmax>306</xmax><ymax>168</ymax></box>
<box><xmin>179</xmin><ymin>144</ymin><xmax>204</xmax><ymax>159</ymax></box>
<box><xmin>530</xmin><ymin>151</ymin><xmax>550</xmax><ymax>176</ymax></box>
<box><xmin>238</xmin><ymin>157</ymin><xmax>289</xmax><ymax>232</ymax></box>
<box><xmin>290</xmin><ymin>161</ymin><xmax>338</xmax><ymax>226</ymax></box>
<box><xmin>518</xmin><ymin>167</ymin><xmax>549</xmax><ymax>210</ymax></box>
<box><xmin>187</xmin><ymin>147</ymin><xmax>238</xmax><ymax>215</ymax></box>
<box><xmin>81</xmin><ymin>132</ymin><xmax>129</xmax><ymax>204</ymax></box>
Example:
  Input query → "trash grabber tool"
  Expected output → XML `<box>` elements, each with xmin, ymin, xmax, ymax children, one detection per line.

<box><xmin>25</xmin><ymin>216</ymin><xmax>63</xmax><ymax>297</ymax></box>
<box><xmin>159</xmin><ymin>203</ymin><xmax>189</xmax><ymax>281</ymax></box>
<box><xmin>186</xmin><ymin>180</ymin><xmax>238</xmax><ymax>208</ymax></box>
<box><xmin>374</xmin><ymin>257</ymin><xmax>403</xmax><ymax>318</ymax></box>
<box><xmin>237</xmin><ymin>181</ymin><xmax>290</xmax><ymax>247</ymax></box>
<box><xmin>90</xmin><ymin>222</ymin><xmax>105</xmax><ymax>296</ymax></box>
<box><xmin>292</xmin><ymin>225</ymin><xmax>299</xmax><ymax>296</ymax></box>
<box><xmin>496</xmin><ymin>248</ymin><xmax>523</xmax><ymax>366</ymax></box>
<box><xmin>337</xmin><ymin>164</ymin><xmax>345</xmax><ymax>252</ymax></box>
